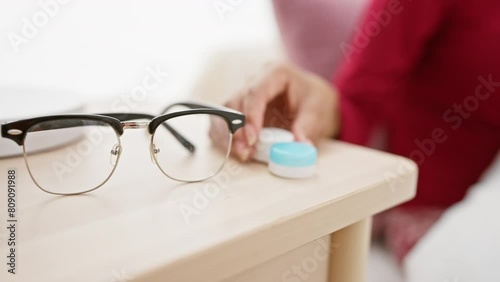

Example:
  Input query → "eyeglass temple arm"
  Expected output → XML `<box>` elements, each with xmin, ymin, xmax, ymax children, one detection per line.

<box><xmin>98</xmin><ymin>113</ymin><xmax>195</xmax><ymax>153</ymax></box>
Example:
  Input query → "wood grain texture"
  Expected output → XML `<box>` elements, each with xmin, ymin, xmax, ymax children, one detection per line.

<box><xmin>328</xmin><ymin>218</ymin><xmax>373</xmax><ymax>282</ymax></box>
<box><xmin>0</xmin><ymin>127</ymin><xmax>417</xmax><ymax>281</ymax></box>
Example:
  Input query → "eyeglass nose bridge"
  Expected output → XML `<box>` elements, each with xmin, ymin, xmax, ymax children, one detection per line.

<box><xmin>121</xmin><ymin>121</ymin><xmax>149</xmax><ymax>129</ymax></box>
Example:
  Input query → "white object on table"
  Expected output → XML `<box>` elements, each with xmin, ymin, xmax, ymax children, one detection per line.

<box><xmin>253</xmin><ymin>127</ymin><xmax>294</xmax><ymax>163</ymax></box>
<box><xmin>268</xmin><ymin>142</ymin><xmax>317</xmax><ymax>179</ymax></box>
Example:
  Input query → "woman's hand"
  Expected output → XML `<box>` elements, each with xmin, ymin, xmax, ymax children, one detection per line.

<box><xmin>222</xmin><ymin>63</ymin><xmax>340</xmax><ymax>161</ymax></box>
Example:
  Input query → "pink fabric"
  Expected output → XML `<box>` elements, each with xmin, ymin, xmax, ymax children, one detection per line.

<box><xmin>334</xmin><ymin>0</ymin><xmax>500</xmax><ymax>208</ymax></box>
<box><xmin>272</xmin><ymin>0</ymin><xmax>368</xmax><ymax>79</ymax></box>
<box><xmin>373</xmin><ymin>208</ymin><xmax>445</xmax><ymax>263</ymax></box>
<box><xmin>273</xmin><ymin>0</ymin><xmax>500</xmax><ymax>263</ymax></box>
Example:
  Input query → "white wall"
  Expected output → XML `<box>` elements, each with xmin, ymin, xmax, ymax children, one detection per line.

<box><xmin>0</xmin><ymin>0</ymin><xmax>279</xmax><ymax>102</ymax></box>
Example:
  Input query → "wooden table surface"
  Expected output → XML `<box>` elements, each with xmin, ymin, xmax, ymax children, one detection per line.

<box><xmin>0</xmin><ymin>110</ymin><xmax>417</xmax><ymax>282</ymax></box>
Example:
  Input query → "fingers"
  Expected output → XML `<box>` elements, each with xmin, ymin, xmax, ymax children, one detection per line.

<box><xmin>291</xmin><ymin>99</ymin><xmax>317</xmax><ymax>144</ymax></box>
<box><xmin>291</xmin><ymin>77</ymin><xmax>339</xmax><ymax>143</ymax></box>
<box><xmin>221</xmin><ymin>63</ymin><xmax>304</xmax><ymax>162</ymax></box>
<box><xmin>220</xmin><ymin>65</ymin><xmax>293</xmax><ymax>162</ymax></box>
<box><xmin>224</xmin><ymin>93</ymin><xmax>252</xmax><ymax>161</ymax></box>
<box><xmin>242</xmin><ymin>66</ymin><xmax>290</xmax><ymax>145</ymax></box>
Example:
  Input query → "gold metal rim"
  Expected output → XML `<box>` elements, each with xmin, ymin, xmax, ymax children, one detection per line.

<box><xmin>22</xmin><ymin>129</ymin><xmax>123</xmax><ymax>196</ymax></box>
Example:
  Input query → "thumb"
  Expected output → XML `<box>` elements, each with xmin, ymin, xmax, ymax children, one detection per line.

<box><xmin>291</xmin><ymin>101</ymin><xmax>317</xmax><ymax>144</ymax></box>
<box><xmin>242</xmin><ymin>71</ymin><xmax>289</xmax><ymax>146</ymax></box>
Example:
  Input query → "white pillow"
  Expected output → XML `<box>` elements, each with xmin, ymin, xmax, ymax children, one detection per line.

<box><xmin>404</xmin><ymin>151</ymin><xmax>500</xmax><ymax>281</ymax></box>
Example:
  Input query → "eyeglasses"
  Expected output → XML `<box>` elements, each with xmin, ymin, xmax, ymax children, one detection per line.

<box><xmin>1</xmin><ymin>102</ymin><xmax>245</xmax><ymax>195</ymax></box>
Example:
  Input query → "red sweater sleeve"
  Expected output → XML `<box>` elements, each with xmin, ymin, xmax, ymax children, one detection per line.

<box><xmin>334</xmin><ymin>0</ymin><xmax>451</xmax><ymax>145</ymax></box>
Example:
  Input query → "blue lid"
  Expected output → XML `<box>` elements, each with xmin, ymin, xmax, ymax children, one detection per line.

<box><xmin>269</xmin><ymin>142</ymin><xmax>317</xmax><ymax>167</ymax></box>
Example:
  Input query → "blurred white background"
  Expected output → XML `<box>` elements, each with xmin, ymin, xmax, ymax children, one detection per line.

<box><xmin>0</xmin><ymin>2</ymin><xmax>404</xmax><ymax>281</ymax></box>
<box><xmin>0</xmin><ymin>0</ymin><xmax>280</xmax><ymax>102</ymax></box>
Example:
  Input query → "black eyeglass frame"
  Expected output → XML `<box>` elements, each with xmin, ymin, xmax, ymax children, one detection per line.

<box><xmin>1</xmin><ymin>101</ymin><xmax>245</xmax><ymax>195</ymax></box>
<box><xmin>2</xmin><ymin>102</ymin><xmax>244</xmax><ymax>145</ymax></box>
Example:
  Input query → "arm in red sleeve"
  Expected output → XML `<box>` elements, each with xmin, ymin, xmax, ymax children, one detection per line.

<box><xmin>334</xmin><ymin>0</ymin><xmax>452</xmax><ymax>145</ymax></box>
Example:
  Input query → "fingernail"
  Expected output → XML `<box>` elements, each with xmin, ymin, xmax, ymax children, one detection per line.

<box><xmin>302</xmin><ymin>139</ymin><xmax>313</xmax><ymax>145</ymax></box>
<box><xmin>294</xmin><ymin>129</ymin><xmax>313</xmax><ymax>145</ymax></box>
<box><xmin>245</xmin><ymin>125</ymin><xmax>258</xmax><ymax>146</ymax></box>
<box><xmin>294</xmin><ymin>130</ymin><xmax>306</xmax><ymax>142</ymax></box>
<box><xmin>235</xmin><ymin>140</ymin><xmax>246</xmax><ymax>154</ymax></box>
<box><xmin>240</xmin><ymin>147</ymin><xmax>253</xmax><ymax>162</ymax></box>
<box><xmin>235</xmin><ymin>141</ymin><xmax>251</xmax><ymax>161</ymax></box>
